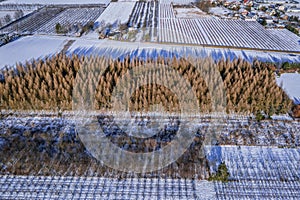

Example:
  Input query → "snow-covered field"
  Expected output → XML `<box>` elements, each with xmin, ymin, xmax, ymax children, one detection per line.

<box><xmin>207</xmin><ymin>146</ymin><xmax>300</xmax><ymax>177</ymax></box>
<box><xmin>160</xmin><ymin>0</ymin><xmax>197</xmax><ymax>4</ymax></box>
<box><xmin>207</xmin><ymin>145</ymin><xmax>300</xmax><ymax>199</ymax></box>
<box><xmin>268</xmin><ymin>28</ymin><xmax>300</xmax><ymax>43</ymax></box>
<box><xmin>0</xmin><ymin>175</ymin><xmax>215</xmax><ymax>199</ymax></box>
<box><xmin>209</xmin><ymin>7</ymin><xmax>232</xmax><ymax>16</ymax></box>
<box><xmin>0</xmin><ymin>7</ymin><xmax>64</xmax><ymax>34</ymax></box>
<box><xmin>36</xmin><ymin>7</ymin><xmax>104</xmax><ymax>35</ymax></box>
<box><xmin>159</xmin><ymin>18</ymin><xmax>300</xmax><ymax>52</ymax></box>
<box><xmin>0</xmin><ymin>11</ymin><xmax>16</xmax><ymax>18</ymax></box>
<box><xmin>68</xmin><ymin>38</ymin><xmax>300</xmax><ymax>63</ymax></box>
<box><xmin>287</xmin><ymin>12</ymin><xmax>300</xmax><ymax>17</ymax></box>
<box><xmin>0</xmin><ymin>10</ymin><xmax>34</xmax><ymax>20</ymax></box>
<box><xmin>1</xmin><ymin>112</ymin><xmax>299</xmax><ymax>147</ymax></box>
<box><xmin>0</xmin><ymin>146</ymin><xmax>299</xmax><ymax>199</ymax></box>
<box><xmin>127</xmin><ymin>1</ymin><xmax>157</xmax><ymax>29</ymax></box>
<box><xmin>0</xmin><ymin>35</ymin><xmax>299</xmax><ymax>69</ymax></box>
<box><xmin>158</xmin><ymin>3</ymin><xmax>300</xmax><ymax>52</ymax></box>
<box><xmin>95</xmin><ymin>2</ymin><xmax>136</xmax><ymax>26</ymax></box>
<box><xmin>0</xmin><ymin>35</ymin><xmax>67</xmax><ymax>69</ymax></box>
<box><xmin>174</xmin><ymin>7</ymin><xmax>210</xmax><ymax>18</ymax></box>
<box><xmin>0</xmin><ymin>0</ymin><xmax>110</xmax><ymax>5</ymax></box>
<box><xmin>276</xmin><ymin>73</ymin><xmax>300</xmax><ymax>104</ymax></box>
<box><xmin>0</xmin><ymin>112</ymin><xmax>299</xmax><ymax>198</ymax></box>
<box><xmin>159</xmin><ymin>3</ymin><xmax>175</xmax><ymax>19</ymax></box>
<box><xmin>1</xmin><ymin>150</ymin><xmax>299</xmax><ymax>199</ymax></box>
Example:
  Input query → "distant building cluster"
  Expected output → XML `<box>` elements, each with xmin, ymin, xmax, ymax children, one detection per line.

<box><xmin>208</xmin><ymin>0</ymin><xmax>300</xmax><ymax>34</ymax></box>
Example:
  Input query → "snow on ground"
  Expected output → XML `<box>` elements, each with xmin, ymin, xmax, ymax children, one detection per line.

<box><xmin>160</xmin><ymin>0</ymin><xmax>197</xmax><ymax>4</ymax></box>
<box><xmin>286</xmin><ymin>12</ymin><xmax>300</xmax><ymax>17</ymax></box>
<box><xmin>271</xmin><ymin>114</ymin><xmax>294</xmax><ymax>120</ymax></box>
<box><xmin>0</xmin><ymin>11</ymin><xmax>16</xmax><ymax>18</ymax></box>
<box><xmin>80</xmin><ymin>30</ymin><xmax>100</xmax><ymax>39</ymax></box>
<box><xmin>209</xmin><ymin>7</ymin><xmax>232</xmax><ymax>16</ymax></box>
<box><xmin>207</xmin><ymin>145</ymin><xmax>300</xmax><ymax>199</ymax></box>
<box><xmin>0</xmin><ymin>0</ymin><xmax>110</xmax><ymax>5</ymax></box>
<box><xmin>174</xmin><ymin>7</ymin><xmax>210</xmax><ymax>19</ymax></box>
<box><xmin>94</xmin><ymin>2</ymin><xmax>136</xmax><ymax>27</ymax></box>
<box><xmin>206</xmin><ymin>145</ymin><xmax>300</xmax><ymax>178</ymax></box>
<box><xmin>0</xmin><ymin>10</ymin><xmax>33</xmax><ymax>18</ymax></box>
<box><xmin>276</xmin><ymin>72</ymin><xmax>300</xmax><ymax>104</ymax></box>
<box><xmin>1</xmin><ymin>35</ymin><xmax>300</xmax><ymax>69</ymax></box>
<box><xmin>0</xmin><ymin>35</ymin><xmax>67</xmax><ymax>69</ymax></box>
<box><xmin>68</xmin><ymin>38</ymin><xmax>300</xmax><ymax>63</ymax></box>
<box><xmin>0</xmin><ymin>175</ymin><xmax>215</xmax><ymax>199</ymax></box>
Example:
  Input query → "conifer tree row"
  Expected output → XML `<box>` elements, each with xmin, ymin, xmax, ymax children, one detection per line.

<box><xmin>0</xmin><ymin>54</ymin><xmax>292</xmax><ymax>115</ymax></box>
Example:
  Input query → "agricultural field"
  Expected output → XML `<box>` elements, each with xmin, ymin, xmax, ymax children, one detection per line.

<box><xmin>68</xmin><ymin>37</ymin><xmax>300</xmax><ymax>63</ymax></box>
<box><xmin>1</xmin><ymin>35</ymin><xmax>298</xmax><ymax>69</ymax></box>
<box><xmin>268</xmin><ymin>28</ymin><xmax>300</xmax><ymax>43</ymax></box>
<box><xmin>0</xmin><ymin>11</ymin><xmax>23</xmax><ymax>18</ymax></box>
<box><xmin>158</xmin><ymin>3</ymin><xmax>300</xmax><ymax>52</ymax></box>
<box><xmin>173</xmin><ymin>5</ymin><xmax>210</xmax><ymax>19</ymax></box>
<box><xmin>36</xmin><ymin>7</ymin><xmax>104</xmax><ymax>35</ymax></box>
<box><xmin>209</xmin><ymin>7</ymin><xmax>232</xmax><ymax>17</ymax></box>
<box><xmin>159</xmin><ymin>18</ymin><xmax>300</xmax><ymax>52</ymax></box>
<box><xmin>0</xmin><ymin>5</ymin><xmax>106</xmax><ymax>37</ymax></box>
<box><xmin>95</xmin><ymin>2</ymin><xmax>136</xmax><ymax>27</ymax></box>
<box><xmin>0</xmin><ymin>114</ymin><xmax>299</xmax><ymax>198</ymax></box>
<box><xmin>0</xmin><ymin>113</ymin><xmax>299</xmax><ymax>172</ymax></box>
<box><xmin>128</xmin><ymin>1</ymin><xmax>158</xmax><ymax>29</ymax></box>
<box><xmin>208</xmin><ymin>146</ymin><xmax>300</xmax><ymax>199</ymax></box>
<box><xmin>0</xmin><ymin>35</ymin><xmax>299</xmax><ymax>69</ymax></box>
<box><xmin>159</xmin><ymin>0</ymin><xmax>197</xmax><ymax>4</ymax></box>
<box><xmin>0</xmin><ymin>3</ymin><xmax>41</xmax><ymax>10</ymax></box>
<box><xmin>0</xmin><ymin>7</ymin><xmax>64</xmax><ymax>34</ymax></box>
<box><xmin>159</xmin><ymin>3</ymin><xmax>176</xmax><ymax>19</ymax></box>
<box><xmin>0</xmin><ymin>0</ymin><xmax>111</xmax><ymax>5</ymax></box>
<box><xmin>0</xmin><ymin>35</ymin><xmax>68</xmax><ymax>69</ymax></box>
<box><xmin>126</xmin><ymin>1</ymin><xmax>158</xmax><ymax>41</ymax></box>
<box><xmin>0</xmin><ymin>0</ymin><xmax>299</xmax><ymax>198</ymax></box>
<box><xmin>0</xmin><ymin>176</ymin><xmax>210</xmax><ymax>199</ymax></box>
<box><xmin>0</xmin><ymin>4</ymin><xmax>39</xmax><ymax>28</ymax></box>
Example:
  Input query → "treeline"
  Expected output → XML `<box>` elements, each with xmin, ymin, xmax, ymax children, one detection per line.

<box><xmin>218</xmin><ymin>59</ymin><xmax>292</xmax><ymax>116</ymax></box>
<box><xmin>281</xmin><ymin>62</ymin><xmax>300</xmax><ymax>72</ymax></box>
<box><xmin>195</xmin><ymin>0</ymin><xmax>213</xmax><ymax>13</ymax></box>
<box><xmin>0</xmin><ymin>54</ymin><xmax>81</xmax><ymax>110</ymax></box>
<box><xmin>0</xmin><ymin>54</ymin><xmax>293</xmax><ymax>116</ymax></box>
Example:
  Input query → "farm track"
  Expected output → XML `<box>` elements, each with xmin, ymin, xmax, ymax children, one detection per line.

<box><xmin>60</xmin><ymin>39</ymin><xmax>75</xmax><ymax>54</ymax></box>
